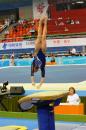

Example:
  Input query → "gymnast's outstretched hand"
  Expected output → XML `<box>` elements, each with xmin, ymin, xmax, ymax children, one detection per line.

<box><xmin>36</xmin><ymin>77</ymin><xmax>45</xmax><ymax>89</ymax></box>
<box><xmin>31</xmin><ymin>76</ymin><xmax>36</xmax><ymax>86</ymax></box>
<box><xmin>32</xmin><ymin>83</ymin><xmax>35</xmax><ymax>86</ymax></box>
<box><xmin>36</xmin><ymin>83</ymin><xmax>42</xmax><ymax>89</ymax></box>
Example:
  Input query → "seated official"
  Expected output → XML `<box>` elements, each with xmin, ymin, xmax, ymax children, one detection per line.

<box><xmin>51</xmin><ymin>55</ymin><xmax>55</xmax><ymax>63</ymax></box>
<box><xmin>10</xmin><ymin>52</ymin><xmax>15</xmax><ymax>66</ymax></box>
<box><xmin>70</xmin><ymin>48</ymin><xmax>76</xmax><ymax>56</ymax></box>
<box><xmin>67</xmin><ymin>87</ymin><xmax>80</xmax><ymax>105</ymax></box>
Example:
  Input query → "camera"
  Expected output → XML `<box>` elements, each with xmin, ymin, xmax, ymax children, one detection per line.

<box><xmin>1</xmin><ymin>81</ymin><xmax>8</xmax><ymax>93</ymax></box>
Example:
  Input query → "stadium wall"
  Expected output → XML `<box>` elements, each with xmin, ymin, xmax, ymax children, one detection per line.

<box><xmin>19</xmin><ymin>6</ymin><xmax>33</xmax><ymax>19</ymax></box>
<box><xmin>0</xmin><ymin>37</ymin><xmax>85</xmax><ymax>54</ymax></box>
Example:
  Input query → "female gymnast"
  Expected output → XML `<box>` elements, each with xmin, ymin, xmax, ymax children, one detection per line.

<box><xmin>31</xmin><ymin>16</ymin><xmax>47</xmax><ymax>88</ymax></box>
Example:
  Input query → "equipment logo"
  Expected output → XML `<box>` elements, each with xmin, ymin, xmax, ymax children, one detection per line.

<box><xmin>2</xmin><ymin>43</ymin><xmax>7</xmax><ymax>50</ymax></box>
<box><xmin>37</xmin><ymin>2</ymin><xmax>45</xmax><ymax>14</ymax></box>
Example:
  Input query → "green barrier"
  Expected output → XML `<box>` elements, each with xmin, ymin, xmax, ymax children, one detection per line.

<box><xmin>0</xmin><ymin>95</ymin><xmax>86</xmax><ymax>115</ymax></box>
<box><xmin>0</xmin><ymin>111</ymin><xmax>86</xmax><ymax>122</ymax></box>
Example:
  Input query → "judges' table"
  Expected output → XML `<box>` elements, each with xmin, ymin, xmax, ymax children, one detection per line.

<box><xmin>54</xmin><ymin>103</ymin><xmax>84</xmax><ymax>115</ymax></box>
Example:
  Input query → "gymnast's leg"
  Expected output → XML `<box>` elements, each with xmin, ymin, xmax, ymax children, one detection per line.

<box><xmin>37</xmin><ymin>16</ymin><xmax>48</xmax><ymax>88</ymax></box>
<box><xmin>34</xmin><ymin>18</ymin><xmax>43</xmax><ymax>55</ymax></box>
<box><xmin>31</xmin><ymin>18</ymin><xmax>44</xmax><ymax>85</ymax></box>
<box><xmin>41</xmin><ymin>16</ymin><xmax>48</xmax><ymax>53</ymax></box>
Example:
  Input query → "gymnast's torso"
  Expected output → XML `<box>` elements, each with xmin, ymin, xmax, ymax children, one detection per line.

<box><xmin>31</xmin><ymin>49</ymin><xmax>46</xmax><ymax>77</ymax></box>
<box><xmin>36</xmin><ymin>49</ymin><xmax>46</xmax><ymax>68</ymax></box>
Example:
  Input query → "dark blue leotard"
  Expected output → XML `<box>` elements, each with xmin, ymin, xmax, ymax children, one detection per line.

<box><xmin>31</xmin><ymin>49</ymin><xmax>46</xmax><ymax>77</ymax></box>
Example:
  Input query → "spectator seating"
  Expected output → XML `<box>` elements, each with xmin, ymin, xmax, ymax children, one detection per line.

<box><xmin>1</xmin><ymin>8</ymin><xmax>86</xmax><ymax>42</ymax></box>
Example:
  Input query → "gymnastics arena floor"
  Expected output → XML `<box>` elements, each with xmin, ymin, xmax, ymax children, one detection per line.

<box><xmin>0</xmin><ymin>65</ymin><xmax>86</xmax><ymax>130</ymax></box>
<box><xmin>0</xmin><ymin>65</ymin><xmax>86</xmax><ymax>83</ymax></box>
<box><xmin>0</xmin><ymin>64</ymin><xmax>86</xmax><ymax>96</ymax></box>
<box><xmin>0</xmin><ymin>112</ymin><xmax>86</xmax><ymax>130</ymax></box>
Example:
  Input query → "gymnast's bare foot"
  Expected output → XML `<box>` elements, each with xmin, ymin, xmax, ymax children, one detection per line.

<box><xmin>32</xmin><ymin>83</ymin><xmax>35</xmax><ymax>86</ymax></box>
<box><xmin>36</xmin><ymin>84</ymin><xmax>42</xmax><ymax>89</ymax></box>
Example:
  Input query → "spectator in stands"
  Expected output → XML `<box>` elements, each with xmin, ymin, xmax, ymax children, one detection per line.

<box><xmin>67</xmin><ymin>87</ymin><xmax>80</xmax><ymax>105</ymax></box>
<box><xmin>10</xmin><ymin>52</ymin><xmax>15</xmax><ymax>66</ymax></box>
<box><xmin>58</xmin><ymin>21</ymin><xmax>64</xmax><ymax>26</ymax></box>
<box><xmin>55</xmin><ymin>21</ymin><xmax>58</xmax><ymax>26</ymax></box>
<box><xmin>31</xmin><ymin>16</ymin><xmax>48</xmax><ymax>88</ymax></box>
<box><xmin>2</xmin><ymin>55</ymin><xmax>5</xmax><ymax>62</ymax></box>
<box><xmin>4</xmin><ymin>30</ymin><xmax>9</xmax><ymax>35</ymax></box>
<box><xmin>29</xmin><ymin>23</ymin><xmax>36</xmax><ymax>36</ymax></box>
<box><xmin>81</xmin><ymin>52</ymin><xmax>85</xmax><ymax>56</ymax></box>
<box><xmin>71</xmin><ymin>47</ymin><xmax>76</xmax><ymax>56</ymax></box>
<box><xmin>71</xmin><ymin>19</ymin><xmax>74</xmax><ymax>24</ymax></box>
<box><xmin>66</xmin><ymin>17</ymin><xmax>72</xmax><ymax>24</ymax></box>
<box><xmin>51</xmin><ymin>54</ymin><xmax>55</xmax><ymax>63</ymax></box>
<box><xmin>18</xmin><ymin>18</ymin><xmax>24</xmax><ymax>24</ymax></box>
<box><xmin>64</xmin><ymin>26</ymin><xmax>69</xmax><ymax>31</ymax></box>
<box><xmin>10</xmin><ymin>15</ymin><xmax>15</xmax><ymax>24</ymax></box>
<box><xmin>75</xmin><ymin>20</ymin><xmax>80</xmax><ymax>24</ymax></box>
<box><xmin>4</xmin><ymin>18</ymin><xmax>10</xmax><ymax>26</ymax></box>
<box><xmin>68</xmin><ymin>49</ymin><xmax>71</xmax><ymax>55</ymax></box>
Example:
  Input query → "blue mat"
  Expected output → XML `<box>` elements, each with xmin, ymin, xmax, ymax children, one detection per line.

<box><xmin>0</xmin><ymin>65</ymin><xmax>86</xmax><ymax>83</ymax></box>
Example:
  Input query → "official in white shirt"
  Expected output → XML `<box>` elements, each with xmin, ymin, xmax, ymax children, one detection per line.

<box><xmin>67</xmin><ymin>87</ymin><xmax>80</xmax><ymax>105</ymax></box>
